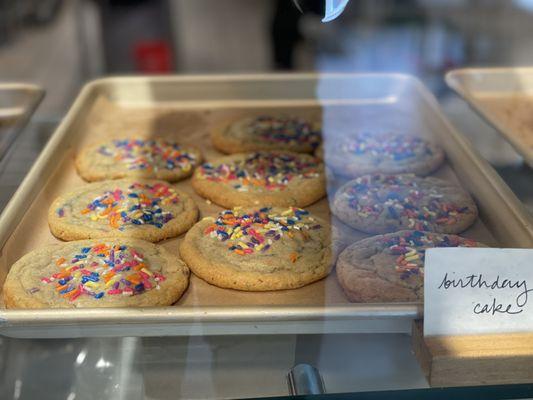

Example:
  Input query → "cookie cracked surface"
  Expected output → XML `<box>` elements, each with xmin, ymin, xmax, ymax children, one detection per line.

<box><xmin>212</xmin><ymin>116</ymin><xmax>321</xmax><ymax>154</ymax></box>
<box><xmin>49</xmin><ymin>179</ymin><xmax>198</xmax><ymax>242</ymax></box>
<box><xmin>76</xmin><ymin>138</ymin><xmax>202</xmax><ymax>182</ymax></box>
<box><xmin>336</xmin><ymin>230</ymin><xmax>486</xmax><ymax>303</ymax></box>
<box><xmin>331</xmin><ymin>174</ymin><xmax>478</xmax><ymax>234</ymax></box>
<box><xmin>4</xmin><ymin>238</ymin><xmax>190</xmax><ymax>308</ymax></box>
<box><xmin>324</xmin><ymin>132</ymin><xmax>444</xmax><ymax>177</ymax></box>
<box><xmin>192</xmin><ymin>152</ymin><xmax>326</xmax><ymax>208</ymax></box>
<box><xmin>180</xmin><ymin>207</ymin><xmax>332</xmax><ymax>291</ymax></box>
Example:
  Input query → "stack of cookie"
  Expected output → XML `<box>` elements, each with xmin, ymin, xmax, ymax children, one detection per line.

<box><xmin>5</xmin><ymin>138</ymin><xmax>202</xmax><ymax>308</ymax></box>
<box><xmin>323</xmin><ymin>131</ymin><xmax>486</xmax><ymax>302</ymax></box>
<box><xmin>184</xmin><ymin>115</ymin><xmax>332</xmax><ymax>292</ymax></box>
<box><xmin>4</xmin><ymin>115</ymin><xmax>334</xmax><ymax>308</ymax></box>
<box><xmin>3</xmin><ymin>113</ymin><xmax>486</xmax><ymax>308</ymax></box>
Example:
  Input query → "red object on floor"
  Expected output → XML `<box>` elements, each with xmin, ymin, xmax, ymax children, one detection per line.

<box><xmin>133</xmin><ymin>40</ymin><xmax>173</xmax><ymax>73</ymax></box>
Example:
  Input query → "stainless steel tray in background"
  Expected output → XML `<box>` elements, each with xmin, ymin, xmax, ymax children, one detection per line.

<box><xmin>446</xmin><ymin>67</ymin><xmax>533</xmax><ymax>168</ymax></box>
<box><xmin>0</xmin><ymin>74</ymin><xmax>531</xmax><ymax>339</ymax></box>
<box><xmin>0</xmin><ymin>83</ymin><xmax>44</xmax><ymax>169</ymax></box>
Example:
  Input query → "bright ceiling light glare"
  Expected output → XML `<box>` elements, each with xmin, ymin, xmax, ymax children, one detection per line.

<box><xmin>75</xmin><ymin>349</ymin><xmax>87</xmax><ymax>365</ymax></box>
<box><xmin>95</xmin><ymin>357</ymin><xmax>113</xmax><ymax>369</ymax></box>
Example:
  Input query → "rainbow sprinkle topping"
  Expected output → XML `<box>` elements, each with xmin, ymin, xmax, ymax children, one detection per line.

<box><xmin>40</xmin><ymin>243</ymin><xmax>165</xmax><ymax>301</ymax></box>
<box><xmin>98</xmin><ymin>139</ymin><xmax>197</xmax><ymax>172</ymax></box>
<box><xmin>344</xmin><ymin>175</ymin><xmax>473</xmax><ymax>230</ymax></box>
<box><xmin>382</xmin><ymin>231</ymin><xmax>479</xmax><ymax>280</ymax></box>
<box><xmin>342</xmin><ymin>132</ymin><xmax>434</xmax><ymax>161</ymax></box>
<box><xmin>198</xmin><ymin>153</ymin><xmax>321</xmax><ymax>192</ymax></box>
<box><xmin>57</xmin><ymin>182</ymin><xmax>179</xmax><ymax>230</ymax></box>
<box><xmin>247</xmin><ymin>116</ymin><xmax>321</xmax><ymax>147</ymax></box>
<box><xmin>204</xmin><ymin>207</ymin><xmax>321</xmax><ymax>259</ymax></box>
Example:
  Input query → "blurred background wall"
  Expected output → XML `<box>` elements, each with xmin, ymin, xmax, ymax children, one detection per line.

<box><xmin>2</xmin><ymin>0</ymin><xmax>533</xmax><ymax>116</ymax></box>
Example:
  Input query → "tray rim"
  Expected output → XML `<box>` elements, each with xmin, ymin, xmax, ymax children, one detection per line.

<box><xmin>445</xmin><ymin>67</ymin><xmax>533</xmax><ymax>167</ymax></box>
<box><xmin>0</xmin><ymin>82</ymin><xmax>44</xmax><ymax>91</ymax></box>
<box><xmin>0</xmin><ymin>72</ymin><xmax>531</xmax><ymax>338</ymax></box>
<box><xmin>0</xmin><ymin>303</ymin><xmax>422</xmax><ymax>325</ymax></box>
<box><xmin>80</xmin><ymin>71</ymin><xmax>416</xmax><ymax>84</ymax></box>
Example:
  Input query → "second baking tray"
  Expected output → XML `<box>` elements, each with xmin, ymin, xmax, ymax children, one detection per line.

<box><xmin>0</xmin><ymin>73</ymin><xmax>531</xmax><ymax>338</ymax></box>
<box><xmin>446</xmin><ymin>67</ymin><xmax>533</xmax><ymax>168</ymax></box>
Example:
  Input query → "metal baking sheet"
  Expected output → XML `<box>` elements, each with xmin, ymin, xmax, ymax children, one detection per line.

<box><xmin>0</xmin><ymin>74</ymin><xmax>531</xmax><ymax>338</ymax></box>
<box><xmin>0</xmin><ymin>83</ymin><xmax>44</xmax><ymax>169</ymax></box>
<box><xmin>446</xmin><ymin>67</ymin><xmax>533</xmax><ymax>168</ymax></box>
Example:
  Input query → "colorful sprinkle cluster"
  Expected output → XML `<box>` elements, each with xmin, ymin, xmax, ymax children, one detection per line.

<box><xmin>198</xmin><ymin>153</ymin><xmax>321</xmax><ymax>192</ymax></box>
<box><xmin>204</xmin><ymin>207</ymin><xmax>321</xmax><ymax>260</ymax></box>
<box><xmin>98</xmin><ymin>139</ymin><xmax>197</xmax><ymax>172</ymax></box>
<box><xmin>345</xmin><ymin>175</ymin><xmax>472</xmax><ymax>230</ymax></box>
<box><xmin>57</xmin><ymin>182</ymin><xmax>179</xmax><ymax>230</ymax></box>
<box><xmin>248</xmin><ymin>116</ymin><xmax>321</xmax><ymax>147</ymax></box>
<box><xmin>382</xmin><ymin>231</ymin><xmax>479</xmax><ymax>280</ymax></box>
<box><xmin>342</xmin><ymin>132</ymin><xmax>434</xmax><ymax>161</ymax></box>
<box><xmin>40</xmin><ymin>244</ymin><xmax>165</xmax><ymax>301</ymax></box>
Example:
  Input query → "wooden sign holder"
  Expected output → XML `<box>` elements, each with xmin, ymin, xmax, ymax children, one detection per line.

<box><xmin>412</xmin><ymin>320</ymin><xmax>533</xmax><ymax>387</ymax></box>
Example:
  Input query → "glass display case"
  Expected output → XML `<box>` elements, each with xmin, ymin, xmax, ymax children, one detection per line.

<box><xmin>1</xmin><ymin>1</ymin><xmax>533</xmax><ymax>399</ymax></box>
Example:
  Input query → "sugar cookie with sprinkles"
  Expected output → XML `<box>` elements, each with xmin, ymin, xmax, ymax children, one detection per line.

<box><xmin>331</xmin><ymin>174</ymin><xmax>478</xmax><ymax>234</ymax></box>
<box><xmin>3</xmin><ymin>238</ymin><xmax>190</xmax><ymax>308</ymax></box>
<box><xmin>324</xmin><ymin>132</ymin><xmax>444</xmax><ymax>178</ymax></box>
<box><xmin>212</xmin><ymin>115</ymin><xmax>321</xmax><ymax>154</ymax></box>
<box><xmin>76</xmin><ymin>138</ymin><xmax>202</xmax><ymax>182</ymax></box>
<box><xmin>336</xmin><ymin>230</ymin><xmax>486</xmax><ymax>303</ymax></box>
<box><xmin>180</xmin><ymin>207</ymin><xmax>332</xmax><ymax>291</ymax></box>
<box><xmin>49</xmin><ymin>179</ymin><xmax>198</xmax><ymax>242</ymax></box>
<box><xmin>192</xmin><ymin>152</ymin><xmax>326</xmax><ymax>208</ymax></box>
